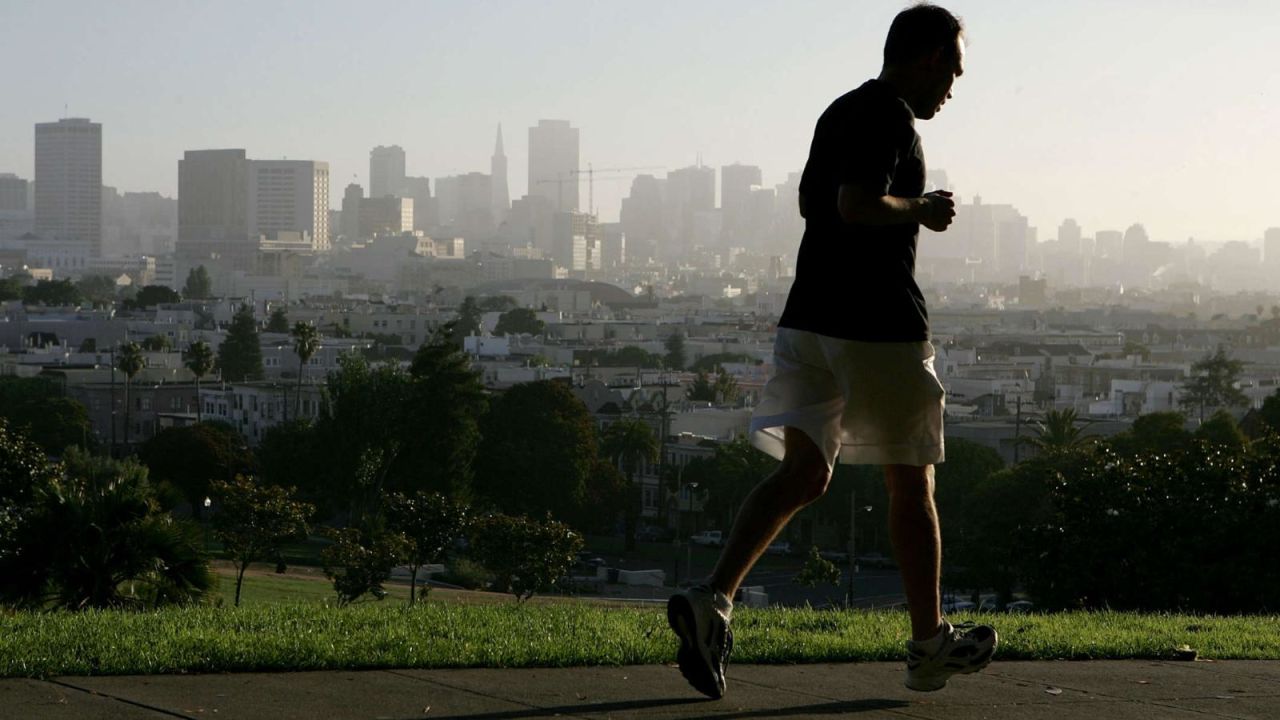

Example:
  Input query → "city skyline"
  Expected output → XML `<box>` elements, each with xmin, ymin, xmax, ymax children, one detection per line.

<box><xmin>2</xmin><ymin>1</ymin><xmax>1278</xmax><ymax>245</ymax></box>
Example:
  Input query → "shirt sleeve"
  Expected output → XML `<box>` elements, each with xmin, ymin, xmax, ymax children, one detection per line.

<box><xmin>832</xmin><ymin>108</ymin><xmax>904</xmax><ymax>197</ymax></box>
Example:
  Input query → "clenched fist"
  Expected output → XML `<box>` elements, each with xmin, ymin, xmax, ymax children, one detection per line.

<box><xmin>919</xmin><ymin>190</ymin><xmax>956</xmax><ymax>232</ymax></box>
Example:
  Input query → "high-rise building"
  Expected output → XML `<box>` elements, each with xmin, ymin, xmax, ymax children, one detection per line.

<box><xmin>178</xmin><ymin>149</ymin><xmax>250</xmax><ymax>265</ymax></box>
<box><xmin>400</xmin><ymin>177</ymin><xmax>435</xmax><ymax>231</ymax></box>
<box><xmin>491</xmin><ymin>125</ymin><xmax>509</xmax><ymax>223</ymax></box>
<box><xmin>369</xmin><ymin>145</ymin><xmax>406</xmax><ymax>199</ymax></box>
<box><xmin>357</xmin><ymin>196</ymin><xmax>413</xmax><ymax>238</ymax></box>
<box><xmin>1058</xmin><ymin>218</ymin><xmax>1083</xmax><ymax>254</ymax></box>
<box><xmin>553</xmin><ymin>211</ymin><xmax>602</xmax><ymax>272</ymax></box>
<box><xmin>0</xmin><ymin>173</ymin><xmax>28</xmax><ymax>211</ymax></box>
<box><xmin>340</xmin><ymin>183</ymin><xmax>363</xmax><ymax>240</ymax></box>
<box><xmin>528</xmin><ymin>120</ymin><xmax>579</xmax><ymax>213</ymax></box>
<box><xmin>720</xmin><ymin>163</ymin><xmax>762</xmax><ymax>244</ymax></box>
<box><xmin>34</xmin><ymin>118</ymin><xmax>102</xmax><ymax>252</ymax></box>
<box><xmin>247</xmin><ymin>160</ymin><xmax>330</xmax><ymax>251</ymax></box>
<box><xmin>1263</xmin><ymin>227</ymin><xmax>1280</xmax><ymax>268</ymax></box>
<box><xmin>435</xmin><ymin>172</ymin><xmax>493</xmax><ymax>237</ymax></box>
<box><xmin>665</xmin><ymin>164</ymin><xmax>716</xmax><ymax>249</ymax></box>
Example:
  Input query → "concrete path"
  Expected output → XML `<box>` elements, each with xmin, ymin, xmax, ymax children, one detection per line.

<box><xmin>3</xmin><ymin>660</ymin><xmax>1277</xmax><ymax>719</ymax></box>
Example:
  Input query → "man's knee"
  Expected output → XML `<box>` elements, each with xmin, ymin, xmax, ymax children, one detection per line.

<box><xmin>780</xmin><ymin>429</ymin><xmax>832</xmax><ymax>506</ymax></box>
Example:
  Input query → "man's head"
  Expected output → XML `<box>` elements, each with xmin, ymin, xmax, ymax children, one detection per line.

<box><xmin>881</xmin><ymin>3</ymin><xmax>966</xmax><ymax>120</ymax></box>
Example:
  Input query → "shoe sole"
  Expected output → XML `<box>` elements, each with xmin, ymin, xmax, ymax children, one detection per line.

<box><xmin>667</xmin><ymin>594</ymin><xmax>723</xmax><ymax>699</ymax></box>
<box><xmin>905</xmin><ymin>628</ymin><xmax>999</xmax><ymax>692</ymax></box>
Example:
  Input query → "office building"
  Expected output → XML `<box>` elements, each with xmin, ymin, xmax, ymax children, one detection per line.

<box><xmin>177</xmin><ymin>149</ymin><xmax>251</xmax><ymax>265</ymax></box>
<box><xmin>34</xmin><ymin>118</ymin><xmax>102</xmax><ymax>253</ymax></box>
<box><xmin>528</xmin><ymin>120</ymin><xmax>579</xmax><ymax>213</ymax></box>
<box><xmin>0</xmin><ymin>173</ymin><xmax>27</xmax><ymax>211</ymax></box>
<box><xmin>248</xmin><ymin>160</ymin><xmax>330</xmax><ymax>251</ymax></box>
<box><xmin>369</xmin><ymin>145</ymin><xmax>406</xmax><ymax>199</ymax></box>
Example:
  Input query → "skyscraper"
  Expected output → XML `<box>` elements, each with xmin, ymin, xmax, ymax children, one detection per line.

<box><xmin>720</xmin><ymin>163</ymin><xmax>762</xmax><ymax>245</ymax></box>
<box><xmin>0</xmin><ymin>174</ymin><xmax>28</xmax><ymax>211</ymax></box>
<box><xmin>34</xmin><ymin>118</ymin><xmax>102</xmax><ymax>253</ymax></box>
<box><xmin>177</xmin><ymin>149</ymin><xmax>250</xmax><ymax>264</ymax></box>
<box><xmin>528</xmin><ymin>120</ymin><xmax>579</xmax><ymax>213</ymax></box>
<box><xmin>491</xmin><ymin>124</ymin><xmax>509</xmax><ymax>223</ymax></box>
<box><xmin>340</xmin><ymin>183</ymin><xmax>363</xmax><ymax>240</ymax></box>
<box><xmin>369</xmin><ymin>145</ymin><xmax>406</xmax><ymax>199</ymax></box>
<box><xmin>1263</xmin><ymin>228</ymin><xmax>1280</xmax><ymax>269</ymax></box>
<box><xmin>247</xmin><ymin>160</ymin><xmax>330</xmax><ymax>251</ymax></box>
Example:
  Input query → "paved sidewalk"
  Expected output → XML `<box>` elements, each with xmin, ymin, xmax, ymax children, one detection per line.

<box><xmin>3</xmin><ymin>660</ymin><xmax>1277</xmax><ymax>719</ymax></box>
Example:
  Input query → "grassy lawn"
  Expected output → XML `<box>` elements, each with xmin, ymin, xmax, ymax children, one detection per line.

<box><xmin>2</xmin><ymin>603</ymin><xmax>1279</xmax><ymax>678</ymax></box>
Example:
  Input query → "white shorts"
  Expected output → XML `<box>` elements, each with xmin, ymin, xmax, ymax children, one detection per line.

<box><xmin>749</xmin><ymin>328</ymin><xmax>945</xmax><ymax>468</ymax></box>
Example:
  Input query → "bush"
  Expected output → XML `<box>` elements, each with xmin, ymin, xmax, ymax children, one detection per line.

<box><xmin>321</xmin><ymin>527</ymin><xmax>406</xmax><ymax>606</ymax></box>
<box><xmin>436</xmin><ymin>556</ymin><xmax>493</xmax><ymax>590</ymax></box>
<box><xmin>470</xmin><ymin>513</ymin><xmax>583</xmax><ymax>602</ymax></box>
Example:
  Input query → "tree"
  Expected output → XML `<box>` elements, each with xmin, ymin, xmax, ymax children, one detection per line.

<box><xmin>690</xmin><ymin>353</ymin><xmax>756</xmax><ymax>374</ymax></box>
<box><xmin>117</xmin><ymin>341</ymin><xmax>145</xmax><ymax>447</ymax></box>
<box><xmin>686</xmin><ymin>368</ymin><xmax>739</xmax><ymax>404</ymax></box>
<box><xmin>140</xmin><ymin>423</ymin><xmax>254</xmax><ymax>520</ymax></box>
<box><xmin>469</xmin><ymin>513</ymin><xmax>583</xmax><ymax>603</ymax></box>
<box><xmin>601</xmin><ymin>418</ymin><xmax>659</xmax><ymax>551</ymax></box>
<box><xmin>384</xmin><ymin>491</ymin><xmax>469</xmax><ymax>603</ymax></box>
<box><xmin>1019</xmin><ymin>408</ymin><xmax>1096</xmax><ymax>456</ymax></box>
<box><xmin>474</xmin><ymin>381</ymin><xmax>601</xmax><ymax>528</ymax></box>
<box><xmin>211</xmin><ymin>474</ymin><xmax>313</xmax><ymax>606</ymax></box>
<box><xmin>1194</xmin><ymin>410</ymin><xmax>1248</xmax><ymax>449</ymax></box>
<box><xmin>76</xmin><ymin>275</ymin><xmax>117</xmax><ymax>307</ymax></box>
<box><xmin>0</xmin><ymin>275</ymin><xmax>24</xmax><ymax>302</ymax></box>
<box><xmin>216</xmin><ymin>304</ymin><xmax>264</xmax><ymax>382</ymax></box>
<box><xmin>321</xmin><ymin>526</ymin><xmax>406</xmax><ymax>605</ymax></box>
<box><xmin>0</xmin><ymin>376</ymin><xmax>91</xmax><ymax>455</ymax></box>
<box><xmin>0</xmin><ymin>417</ymin><xmax>61</xmax><ymax>506</ymax></box>
<box><xmin>266</xmin><ymin>307</ymin><xmax>289</xmax><ymax>333</ymax></box>
<box><xmin>125</xmin><ymin>285</ymin><xmax>181</xmax><ymax>310</ymax></box>
<box><xmin>1256</xmin><ymin>389</ymin><xmax>1280</xmax><ymax>436</ymax></box>
<box><xmin>290</xmin><ymin>321</ymin><xmax>320</xmax><ymax>420</ymax></box>
<box><xmin>1110</xmin><ymin>411</ymin><xmax>1192</xmax><ymax>456</ymax></box>
<box><xmin>404</xmin><ymin>339</ymin><xmax>487</xmax><ymax>498</ymax></box>
<box><xmin>140</xmin><ymin>334</ymin><xmax>172</xmax><ymax>352</ymax></box>
<box><xmin>183</xmin><ymin>265</ymin><xmax>212</xmax><ymax>299</ymax></box>
<box><xmin>454</xmin><ymin>297</ymin><xmax>483</xmax><ymax>342</ymax></box>
<box><xmin>699</xmin><ymin>438</ymin><xmax>779</xmax><ymax>532</ymax></box>
<box><xmin>22</xmin><ymin>278</ymin><xmax>81</xmax><ymax>306</ymax></box>
<box><xmin>493</xmin><ymin>307</ymin><xmax>545</xmax><ymax>337</ymax></box>
<box><xmin>184</xmin><ymin>340</ymin><xmax>215</xmax><ymax>423</ymax></box>
<box><xmin>794</xmin><ymin>545</ymin><xmax>841</xmax><ymax>590</ymax></box>
<box><xmin>1180</xmin><ymin>347</ymin><xmax>1248</xmax><ymax>421</ymax></box>
<box><xmin>664</xmin><ymin>331</ymin><xmax>687</xmax><ymax>370</ymax></box>
<box><xmin>0</xmin><ymin>447</ymin><xmax>212</xmax><ymax>610</ymax></box>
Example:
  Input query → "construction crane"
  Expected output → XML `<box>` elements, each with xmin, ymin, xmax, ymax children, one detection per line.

<box><xmin>570</xmin><ymin>164</ymin><xmax>664</xmax><ymax>216</ymax></box>
<box><xmin>536</xmin><ymin>164</ymin><xmax>665</xmax><ymax>216</ymax></box>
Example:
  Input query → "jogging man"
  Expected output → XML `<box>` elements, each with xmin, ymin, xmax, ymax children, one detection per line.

<box><xmin>667</xmin><ymin>3</ymin><xmax>997</xmax><ymax>699</ymax></box>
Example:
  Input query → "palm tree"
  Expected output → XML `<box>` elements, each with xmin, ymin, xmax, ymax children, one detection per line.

<box><xmin>601</xmin><ymin>417</ymin><xmax>659</xmax><ymax>552</ymax></box>
<box><xmin>1021</xmin><ymin>408</ymin><xmax>1096</xmax><ymax>455</ymax></box>
<box><xmin>117</xmin><ymin>341</ymin><xmax>145</xmax><ymax>447</ymax></box>
<box><xmin>290</xmin><ymin>321</ymin><xmax>321</xmax><ymax>421</ymax></box>
<box><xmin>0</xmin><ymin>447</ymin><xmax>213</xmax><ymax>610</ymax></box>
<box><xmin>184</xmin><ymin>340</ymin><xmax>215</xmax><ymax>424</ymax></box>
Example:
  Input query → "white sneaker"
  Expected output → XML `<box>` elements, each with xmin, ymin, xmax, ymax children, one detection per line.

<box><xmin>666</xmin><ymin>584</ymin><xmax>734</xmax><ymax>699</ymax></box>
<box><xmin>905</xmin><ymin>619</ymin><xmax>998</xmax><ymax>692</ymax></box>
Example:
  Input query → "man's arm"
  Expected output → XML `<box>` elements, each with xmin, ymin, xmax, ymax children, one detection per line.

<box><xmin>838</xmin><ymin>184</ymin><xmax>955</xmax><ymax>231</ymax></box>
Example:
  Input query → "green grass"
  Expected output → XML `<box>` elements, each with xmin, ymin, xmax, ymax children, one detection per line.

<box><xmin>212</xmin><ymin>569</ymin><xmax>410</xmax><ymax>606</ymax></box>
<box><xmin>2</xmin><ymin>605</ymin><xmax>1279</xmax><ymax>679</ymax></box>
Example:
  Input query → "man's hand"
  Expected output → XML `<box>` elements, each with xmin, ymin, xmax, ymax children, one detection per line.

<box><xmin>918</xmin><ymin>190</ymin><xmax>956</xmax><ymax>232</ymax></box>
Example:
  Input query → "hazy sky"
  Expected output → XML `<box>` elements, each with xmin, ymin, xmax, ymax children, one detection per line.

<box><xmin>3</xmin><ymin>1</ymin><xmax>1278</xmax><ymax>245</ymax></box>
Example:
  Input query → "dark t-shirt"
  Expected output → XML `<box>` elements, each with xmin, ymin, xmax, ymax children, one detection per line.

<box><xmin>779</xmin><ymin>79</ymin><xmax>928</xmax><ymax>342</ymax></box>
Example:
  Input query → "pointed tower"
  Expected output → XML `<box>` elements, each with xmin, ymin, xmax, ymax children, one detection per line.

<box><xmin>491</xmin><ymin>124</ymin><xmax>509</xmax><ymax>223</ymax></box>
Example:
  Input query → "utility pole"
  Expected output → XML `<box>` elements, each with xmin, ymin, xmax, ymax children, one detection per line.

<box><xmin>1014</xmin><ymin>395</ymin><xmax>1022</xmax><ymax>463</ymax></box>
<box><xmin>846</xmin><ymin>487</ymin><xmax>857</xmax><ymax>608</ymax></box>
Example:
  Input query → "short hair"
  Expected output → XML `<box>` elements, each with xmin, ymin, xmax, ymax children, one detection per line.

<box><xmin>883</xmin><ymin>3</ymin><xmax>964</xmax><ymax>66</ymax></box>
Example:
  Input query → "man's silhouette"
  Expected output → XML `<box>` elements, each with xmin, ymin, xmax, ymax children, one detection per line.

<box><xmin>667</xmin><ymin>3</ymin><xmax>997</xmax><ymax>699</ymax></box>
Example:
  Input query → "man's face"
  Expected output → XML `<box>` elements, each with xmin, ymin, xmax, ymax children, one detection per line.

<box><xmin>917</xmin><ymin>36</ymin><xmax>965</xmax><ymax>120</ymax></box>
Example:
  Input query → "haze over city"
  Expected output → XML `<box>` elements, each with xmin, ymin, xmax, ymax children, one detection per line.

<box><xmin>3</xmin><ymin>0</ymin><xmax>1278</xmax><ymax>244</ymax></box>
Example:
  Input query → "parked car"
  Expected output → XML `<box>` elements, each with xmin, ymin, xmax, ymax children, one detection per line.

<box><xmin>635</xmin><ymin>525</ymin><xmax>674</xmax><ymax>543</ymax></box>
<box><xmin>818</xmin><ymin>549</ymin><xmax>849</xmax><ymax>564</ymax></box>
<box><xmin>690</xmin><ymin>530</ymin><xmax>723</xmax><ymax>547</ymax></box>
<box><xmin>1006</xmin><ymin>600</ymin><xmax>1035</xmax><ymax>613</ymax></box>
<box><xmin>764</xmin><ymin>540</ymin><xmax>792</xmax><ymax>556</ymax></box>
<box><xmin>856</xmin><ymin>552</ymin><xmax>895</xmax><ymax>569</ymax></box>
<box><xmin>941</xmin><ymin>598</ymin><xmax>976</xmax><ymax>613</ymax></box>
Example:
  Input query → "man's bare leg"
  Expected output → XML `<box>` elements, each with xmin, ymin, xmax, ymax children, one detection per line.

<box><xmin>884</xmin><ymin>463</ymin><xmax>943</xmax><ymax>641</ymax></box>
<box><xmin>708</xmin><ymin>427</ymin><xmax>831</xmax><ymax>599</ymax></box>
